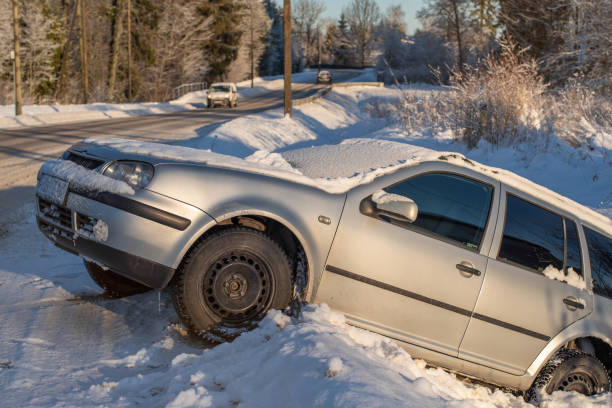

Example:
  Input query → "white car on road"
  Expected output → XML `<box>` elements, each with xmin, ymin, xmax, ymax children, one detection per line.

<box><xmin>207</xmin><ymin>83</ymin><xmax>239</xmax><ymax>108</ymax></box>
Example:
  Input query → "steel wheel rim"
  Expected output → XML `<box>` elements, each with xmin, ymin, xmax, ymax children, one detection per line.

<box><xmin>557</xmin><ymin>370</ymin><xmax>597</xmax><ymax>395</ymax></box>
<box><xmin>203</xmin><ymin>250</ymin><xmax>273</xmax><ymax>326</ymax></box>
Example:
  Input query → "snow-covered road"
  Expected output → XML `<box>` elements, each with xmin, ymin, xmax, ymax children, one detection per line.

<box><xmin>1</xmin><ymin>84</ymin><xmax>611</xmax><ymax>407</ymax></box>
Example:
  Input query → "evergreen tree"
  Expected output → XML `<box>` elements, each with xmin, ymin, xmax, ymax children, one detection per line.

<box><xmin>198</xmin><ymin>0</ymin><xmax>244</xmax><ymax>82</ymax></box>
<box><xmin>259</xmin><ymin>0</ymin><xmax>283</xmax><ymax>76</ymax></box>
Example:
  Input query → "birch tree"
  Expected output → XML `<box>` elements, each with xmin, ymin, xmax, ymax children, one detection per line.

<box><xmin>344</xmin><ymin>0</ymin><xmax>381</xmax><ymax>68</ymax></box>
<box><xmin>293</xmin><ymin>0</ymin><xmax>325</xmax><ymax>66</ymax></box>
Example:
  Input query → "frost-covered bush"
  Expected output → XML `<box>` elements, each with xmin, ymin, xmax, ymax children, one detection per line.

<box><xmin>446</xmin><ymin>42</ymin><xmax>548</xmax><ymax>148</ymax></box>
<box><xmin>550</xmin><ymin>78</ymin><xmax>612</xmax><ymax>150</ymax></box>
<box><xmin>397</xmin><ymin>89</ymin><xmax>451</xmax><ymax>132</ymax></box>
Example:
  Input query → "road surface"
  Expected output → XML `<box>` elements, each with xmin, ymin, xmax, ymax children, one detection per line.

<box><xmin>0</xmin><ymin>70</ymin><xmax>359</xmax><ymax>222</ymax></box>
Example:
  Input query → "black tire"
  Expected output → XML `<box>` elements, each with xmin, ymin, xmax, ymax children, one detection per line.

<box><xmin>84</xmin><ymin>261</ymin><xmax>151</xmax><ymax>298</ymax></box>
<box><xmin>526</xmin><ymin>349</ymin><xmax>610</xmax><ymax>403</ymax></box>
<box><xmin>173</xmin><ymin>227</ymin><xmax>293</xmax><ymax>334</ymax></box>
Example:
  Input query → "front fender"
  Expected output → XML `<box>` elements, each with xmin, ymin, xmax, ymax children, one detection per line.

<box><xmin>149</xmin><ymin>164</ymin><xmax>347</xmax><ymax>302</ymax></box>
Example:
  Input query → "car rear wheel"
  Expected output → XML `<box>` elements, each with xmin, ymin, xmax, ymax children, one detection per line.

<box><xmin>84</xmin><ymin>261</ymin><xmax>151</xmax><ymax>298</ymax></box>
<box><xmin>526</xmin><ymin>349</ymin><xmax>610</xmax><ymax>403</ymax></box>
<box><xmin>173</xmin><ymin>227</ymin><xmax>293</xmax><ymax>334</ymax></box>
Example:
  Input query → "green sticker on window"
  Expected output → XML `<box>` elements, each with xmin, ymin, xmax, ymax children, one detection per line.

<box><xmin>466</xmin><ymin>243</ymin><xmax>478</xmax><ymax>249</ymax></box>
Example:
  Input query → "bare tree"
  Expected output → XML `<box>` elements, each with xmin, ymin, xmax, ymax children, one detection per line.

<box><xmin>418</xmin><ymin>0</ymin><xmax>470</xmax><ymax>69</ymax></box>
<box><xmin>107</xmin><ymin>0</ymin><xmax>124</xmax><ymax>101</ymax></box>
<box><xmin>11</xmin><ymin>0</ymin><xmax>23</xmax><ymax>113</ymax></box>
<box><xmin>142</xmin><ymin>1</ymin><xmax>212</xmax><ymax>101</ymax></box>
<box><xmin>226</xmin><ymin>0</ymin><xmax>271</xmax><ymax>84</ymax></box>
<box><xmin>293</xmin><ymin>0</ymin><xmax>325</xmax><ymax>66</ymax></box>
<box><xmin>545</xmin><ymin>0</ymin><xmax>612</xmax><ymax>93</ymax></box>
<box><xmin>344</xmin><ymin>0</ymin><xmax>381</xmax><ymax>68</ymax></box>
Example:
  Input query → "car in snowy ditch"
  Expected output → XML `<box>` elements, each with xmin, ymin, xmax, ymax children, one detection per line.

<box><xmin>35</xmin><ymin>139</ymin><xmax>612</xmax><ymax>401</ymax></box>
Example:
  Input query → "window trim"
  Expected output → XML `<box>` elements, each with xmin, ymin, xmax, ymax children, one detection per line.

<box><xmin>496</xmin><ymin>192</ymin><xmax>583</xmax><ymax>280</ymax></box>
<box><xmin>564</xmin><ymin>217</ymin><xmax>584</xmax><ymax>277</ymax></box>
<box><xmin>363</xmin><ymin>171</ymin><xmax>496</xmax><ymax>253</ymax></box>
<box><xmin>583</xmin><ymin>225</ymin><xmax>612</xmax><ymax>299</ymax></box>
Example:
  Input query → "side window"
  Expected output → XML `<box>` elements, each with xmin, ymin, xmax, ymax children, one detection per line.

<box><xmin>498</xmin><ymin>195</ymin><xmax>564</xmax><ymax>272</ymax></box>
<box><xmin>565</xmin><ymin>219</ymin><xmax>583</xmax><ymax>276</ymax></box>
<box><xmin>584</xmin><ymin>227</ymin><xmax>612</xmax><ymax>298</ymax></box>
<box><xmin>384</xmin><ymin>173</ymin><xmax>493</xmax><ymax>249</ymax></box>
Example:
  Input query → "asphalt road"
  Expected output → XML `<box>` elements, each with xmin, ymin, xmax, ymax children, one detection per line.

<box><xmin>0</xmin><ymin>70</ymin><xmax>360</xmax><ymax>223</ymax></box>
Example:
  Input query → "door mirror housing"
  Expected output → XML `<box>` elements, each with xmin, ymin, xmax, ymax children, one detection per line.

<box><xmin>360</xmin><ymin>191</ymin><xmax>419</xmax><ymax>223</ymax></box>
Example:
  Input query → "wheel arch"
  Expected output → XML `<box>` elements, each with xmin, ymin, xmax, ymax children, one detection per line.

<box><xmin>524</xmin><ymin>321</ymin><xmax>612</xmax><ymax>389</ymax></box>
<box><xmin>172</xmin><ymin>207</ymin><xmax>318</xmax><ymax>302</ymax></box>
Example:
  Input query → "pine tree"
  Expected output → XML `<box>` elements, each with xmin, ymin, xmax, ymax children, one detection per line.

<box><xmin>259</xmin><ymin>0</ymin><xmax>283</xmax><ymax>76</ymax></box>
<box><xmin>198</xmin><ymin>0</ymin><xmax>244</xmax><ymax>82</ymax></box>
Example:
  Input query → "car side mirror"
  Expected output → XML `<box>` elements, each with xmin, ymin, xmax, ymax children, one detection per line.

<box><xmin>360</xmin><ymin>191</ymin><xmax>418</xmax><ymax>223</ymax></box>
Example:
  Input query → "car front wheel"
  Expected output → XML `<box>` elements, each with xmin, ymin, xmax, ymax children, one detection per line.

<box><xmin>526</xmin><ymin>349</ymin><xmax>610</xmax><ymax>403</ymax></box>
<box><xmin>172</xmin><ymin>227</ymin><xmax>293</xmax><ymax>334</ymax></box>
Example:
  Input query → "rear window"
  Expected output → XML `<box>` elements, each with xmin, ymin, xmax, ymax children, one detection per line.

<box><xmin>498</xmin><ymin>195</ymin><xmax>565</xmax><ymax>272</ymax></box>
<box><xmin>584</xmin><ymin>227</ymin><xmax>612</xmax><ymax>298</ymax></box>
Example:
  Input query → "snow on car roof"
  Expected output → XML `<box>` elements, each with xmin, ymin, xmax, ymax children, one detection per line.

<box><xmin>86</xmin><ymin>137</ymin><xmax>612</xmax><ymax>235</ymax></box>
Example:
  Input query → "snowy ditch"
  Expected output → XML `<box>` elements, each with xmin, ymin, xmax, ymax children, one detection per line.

<box><xmin>1</xmin><ymin>85</ymin><xmax>611</xmax><ymax>407</ymax></box>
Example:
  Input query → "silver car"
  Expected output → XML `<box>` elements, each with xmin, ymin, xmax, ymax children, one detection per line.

<box><xmin>207</xmin><ymin>83</ymin><xmax>238</xmax><ymax>108</ymax></box>
<box><xmin>35</xmin><ymin>141</ymin><xmax>612</xmax><ymax>401</ymax></box>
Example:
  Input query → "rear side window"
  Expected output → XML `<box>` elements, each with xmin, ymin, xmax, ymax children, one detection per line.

<box><xmin>384</xmin><ymin>173</ymin><xmax>493</xmax><ymax>249</ymax></box>
<box><xmin>584</xmin><ymin>227</ymin><xmax>612</xmax><ymax>298</ymax></box>
<box><xmin>498</xmin><ymin>195</ymin><xmax>564</xmax><ymax>272</ymax></box>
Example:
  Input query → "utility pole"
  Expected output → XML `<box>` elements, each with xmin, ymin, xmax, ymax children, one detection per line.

<box><xmin>127</xmin><ymin>0</ymin><xmax>132</xmax><ymax>101</ymax></box>
<box><xmin>283</xmin><ymin>0</ymin><xmax>292</xmax><ymax>117</ymax></box>
<box><xmin>11</xmin><ymin>0</ymin><xmax>22</xmax><ymax>116</ymax></box>
<box><xmin>250</xmin><ymin>2</ymin><xmax>254</xmax><ymax>88</ymax></box>
<box><xmin>80</xmin><ymin>0</ymin><xmax>88</xmax><ymax>103</ymax></box>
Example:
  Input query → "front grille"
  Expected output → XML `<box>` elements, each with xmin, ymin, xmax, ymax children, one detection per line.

<box><xmin>76</xmin><ymin>213</ymin><xmax>97</xmax><ymax>236</ymax></box>
<box><xmin>65</xmin><ymin>152</ymin><xmax>104</xmax><ymax>170</ymax></box>
<box><xmin>38</xmin><ymin>198</ymin><xmax>101</xmax><ymax>241</ymax></box>
<box><xmin>39</xmin><ymin>198</ymin><xmax>72</xmax><ymax>229</ymax></box>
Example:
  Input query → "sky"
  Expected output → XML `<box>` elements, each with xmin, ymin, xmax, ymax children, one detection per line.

<box><xmin>322</xmin><ymin>0</ymin><xmax>426</xmax><ymax>34</ymax></box>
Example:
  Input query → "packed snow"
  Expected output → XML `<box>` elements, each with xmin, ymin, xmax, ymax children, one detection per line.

<box><xmin>371</xmin><ymin>189</ymin><xmax>416</xmax><ymax>205</ymax></box>
<box><xmin>39</xmin><ymin>160</ymin><xmax>135</xmax><ymax>196</ymax></box>
<box><xmin>1</xmin><ymin>83</ymin><xmax>612</xmax><ymax>408</ymax></box>
<box><xmin>542</xmin><ymin>265</ymin><xmax>587</xmax><ymax>291</ymax></box>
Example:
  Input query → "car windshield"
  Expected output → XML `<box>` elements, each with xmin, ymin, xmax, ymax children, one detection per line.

<box><xmin>210</xmin><ymin>85</ymin><xmax>230</xmax><ymax>93</ymax></box>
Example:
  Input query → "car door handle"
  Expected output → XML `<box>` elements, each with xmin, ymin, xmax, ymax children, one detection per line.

<box><xmin>563</xmin><ymin>297</ymin><xmax>585</xmax><ymax>310</ymax></box>
<box><xmin>456</xmin><ymin>263</ymin><xmax>481</xmax><ymax>277</ymax></box>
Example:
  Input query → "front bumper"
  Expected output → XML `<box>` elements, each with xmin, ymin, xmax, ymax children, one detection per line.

<box><xmin>36</xmin><ymin>179</ymin><xmax>213</xmax><ymax>289</ymax></box>
<box><xmin>38</xmin><ymin>209</ymin><xmax>174</xmax><ymax>289</ymax></box>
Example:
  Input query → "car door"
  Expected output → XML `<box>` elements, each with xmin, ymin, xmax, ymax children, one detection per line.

<box><xmin>315</xmin><ymin>168</ymin><xmax>500</xmax><ymax>357</ymax></box>
<box><xmin>458</xmin><ymin>187</ymin><xmax>592</xmax><ymax>375</ymax></box>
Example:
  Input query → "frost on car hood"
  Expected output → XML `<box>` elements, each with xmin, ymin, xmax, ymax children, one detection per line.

<box><xmin>84</xmin><ymin>137</ymin><xmax>612</xmax><ymax>235</ymax></box>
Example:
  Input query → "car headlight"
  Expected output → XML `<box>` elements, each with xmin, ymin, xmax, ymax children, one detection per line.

<box><xmin>103</xmin><ymin>161</ymin><xmax>154</xmax><ymax>189</ymax></box>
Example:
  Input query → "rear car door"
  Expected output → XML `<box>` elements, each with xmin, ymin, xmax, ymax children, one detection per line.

<box><xmin>316</xmin><ymin>168</ymin><xmax>499</xmax><ymax>357</ymax></box>
<box><xmin>458</xmin><ymin>187</ymin><xmax>592</xmax><ymax>375</ymax></box>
